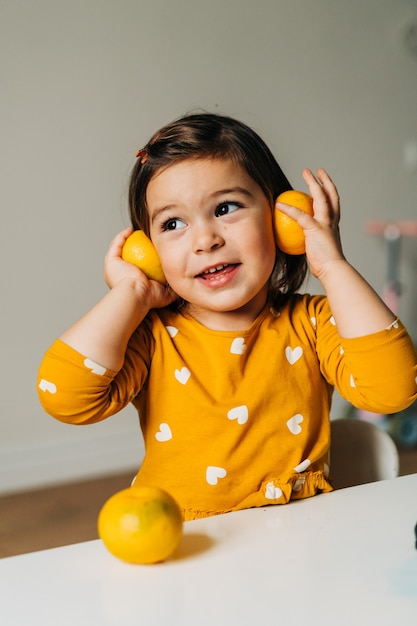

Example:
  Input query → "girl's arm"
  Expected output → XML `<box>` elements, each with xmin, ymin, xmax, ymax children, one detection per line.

<box><xmin>277</xmin><ymin>169</ymin><xmax>396</xmax><ymax>338</ymax></box>
<box><xmin>59</xmin><ymin>227</ymin><xmax>176</xmax><ymax>371</ymax></box>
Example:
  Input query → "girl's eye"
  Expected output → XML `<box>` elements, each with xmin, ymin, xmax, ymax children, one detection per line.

<box><xmin>215</xmin><ymin>202</ymin><xmax>241</xmax><ymax>217</ymax></box>
<box><xmin>161</xmin><ymin>217</ymin><xmax>186</xmax><ymax>231</ymax></box>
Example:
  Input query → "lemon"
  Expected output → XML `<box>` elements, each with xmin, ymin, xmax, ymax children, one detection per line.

<box><xmin>274</xmin><ymin>190</ymin><xmax>314</xmax><ymax>255</ymax></box>
<box><xmin>98</xmin><ymin>486</ymin><xmax>183</xmax><ymax>564</ymax></box>
<box><xmin>122</xmin><ymin>230</ymin><xmax>166</xmax><ymax>284</ymax></box>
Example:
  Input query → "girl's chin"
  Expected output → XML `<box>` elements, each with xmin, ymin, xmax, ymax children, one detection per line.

<box><xmin>186</xmin><ymin>293</ymin><xmax>268</xmax><ymax>317</ymax></box>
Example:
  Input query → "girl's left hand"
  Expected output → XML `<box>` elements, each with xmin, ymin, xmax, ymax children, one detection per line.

<box><xmin>278</xmin><ymin>168</ymin><xmax>345</xmax><ymax>280</ymax></box>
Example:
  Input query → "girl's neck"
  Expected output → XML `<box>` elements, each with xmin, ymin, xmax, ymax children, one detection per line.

<box><xmin>184</xmin><ymin>295</ymin><xmax>269</xmax><ymax>332</ymax></box>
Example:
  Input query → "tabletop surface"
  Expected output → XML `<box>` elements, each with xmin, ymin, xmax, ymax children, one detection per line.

<box><xmin>1</xmin><ymin>474</ymin><xmax>416</xmax><ymax>626</ymax></box>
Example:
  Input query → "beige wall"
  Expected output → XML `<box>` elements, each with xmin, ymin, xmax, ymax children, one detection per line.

<box><xmin>1</xmin><ymin>0</ymin><xmax>416</xmax><ymax>493</ymax></box>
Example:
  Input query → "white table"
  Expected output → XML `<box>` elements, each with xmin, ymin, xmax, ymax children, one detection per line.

<box><xmin>1</xmin><ymin>474</ymin><xmax>416</xmax><ymax>626</ymax></box>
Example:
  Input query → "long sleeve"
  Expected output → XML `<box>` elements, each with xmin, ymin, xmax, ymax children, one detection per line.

<box><xmin>312</xmin><ymin>296</ymin><xmax>417</xmax><ymax>414</ymax></box>
<box><xmin>37</xmin><ymin>321</ymin><xmax>154</xmax><ymax>425</ymax></box>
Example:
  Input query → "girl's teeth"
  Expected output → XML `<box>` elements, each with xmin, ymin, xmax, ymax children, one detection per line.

<box><xmin>204</xmin><ymin>264</ymin><xmax>228</xmax><ymax>274</ymax></box>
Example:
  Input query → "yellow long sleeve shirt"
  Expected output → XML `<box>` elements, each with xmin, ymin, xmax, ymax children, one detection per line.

<box><xmin>38</xmin><ymin>294</ymin><xmax>417</xmax><ymax>520</ymax></box>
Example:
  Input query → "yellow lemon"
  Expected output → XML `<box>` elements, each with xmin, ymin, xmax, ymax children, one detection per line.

<box><xmin>122</xmin><ymin>230</ymin><xmax>166</xmax><ymax>284</ymax></box>
<box><xmin>98</xmin><ymin>485</ymin><xmax>183</xmax><ymax>564</ymax></box>
<box><xmin>274</xmin><ymin>190</ymin><xmax>314</xmax><ymax>255</ymax></box>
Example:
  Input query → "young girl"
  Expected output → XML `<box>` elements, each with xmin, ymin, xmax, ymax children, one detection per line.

<box><xmin>38</xmin><ymin>113</ymin><xmax>417</xmax><ymax>520</ymax></box>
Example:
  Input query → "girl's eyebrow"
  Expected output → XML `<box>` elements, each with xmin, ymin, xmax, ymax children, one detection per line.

<box><xmin>150</xmin><ymin>205</ymin><xmax>177</xmax><ymax>224</ymax></box>
<box><xmin>150</xmin><ymin>187</ymin><xmax>255</xmax><ymax>224</ymax></box>
<box><xmin>210</xmin><ymin>186</ymin><xmax>255</xmax><ymax>199</ymax></box>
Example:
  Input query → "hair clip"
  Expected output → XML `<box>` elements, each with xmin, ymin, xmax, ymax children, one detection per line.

<box><xmin>135</xmin><ymin>149</ymin><xmax>148</xmax><ymax>164</ymax></box>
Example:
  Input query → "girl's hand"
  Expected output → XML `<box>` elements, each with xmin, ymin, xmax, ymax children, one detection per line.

<box><xmin>278</xmin><ymin>169</ymin><xmax>396</xmax><ymax>337</ymax></box>
<box><xmin>104</xmin><ymin>227</ymin><xmax>177</xmax><ymax>309</ymax></box>
<box><xmin>278</xmin><ymin>168</ymin><xmax>345</xmax><ymax>280</ymax></box>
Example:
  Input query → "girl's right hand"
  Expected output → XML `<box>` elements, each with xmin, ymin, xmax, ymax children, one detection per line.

<box><xmin>104</xmin><ymin>227</ymin><xmax>177</xmax><ymax>310</ymax></box>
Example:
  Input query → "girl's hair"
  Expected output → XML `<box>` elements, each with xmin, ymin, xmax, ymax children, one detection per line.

<box><xmin>129</xmin><ymin>113</ymin><xmax>308</xmax><ymax>309</ymax></box>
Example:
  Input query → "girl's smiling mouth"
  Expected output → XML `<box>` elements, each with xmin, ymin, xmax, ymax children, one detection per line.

<box><xmin>196</xmin><ymin>263</ymin><xmax>240</xmax><ymax>284</ymax></box>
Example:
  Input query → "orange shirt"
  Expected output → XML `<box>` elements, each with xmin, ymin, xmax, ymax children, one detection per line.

<box><xmin>38</xmin><ymin>294</ymin><xmax>417</xmax><ymax>520</ymax></box>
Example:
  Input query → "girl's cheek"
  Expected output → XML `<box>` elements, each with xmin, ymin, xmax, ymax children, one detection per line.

<box><xmin>157</xmin><ymin>252</ymin><xmax>180</xmax><ymax>284</ymax></box>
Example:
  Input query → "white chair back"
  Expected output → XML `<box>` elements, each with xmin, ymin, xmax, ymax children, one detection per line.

<box><xmin>330</xmin><ymin>417</ymin><xmax>399</xmax><ymax>489</ymax></box>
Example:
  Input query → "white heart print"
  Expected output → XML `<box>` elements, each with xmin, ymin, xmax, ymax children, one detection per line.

<box><xmin>38</xmin><ymin>379</ymin><xmax>57</xmax><ymax>394</ymax></box>
<box><xmin>285</xmin><ymin>346</ymin><xmax>303</xmax><ymax>365</ymax></box>
<box><xmin>230</xmin><ymin>337</ymin><xmax>246</xmax><ymax>355</ymax></box>
<box><xmin>286</xmin><ymin>414</ymin><xmax>304</xmax><ymax>435</ymax></box>
<box><xmin>84</xmin><ymin>358</ymin><xmax>106</xmax><ymax>376</ymax></box>
<box><xmin>227</xmin><ymin>405</ymin><xmax>249</xmax><ymax>425</ymax></box>
<box><xmin>265</xmin><ymin>481</ymin><xmax>283</xmax><ymax>500</ymax></box>
<box><xmin>206</xmin><ymin>466</ymin><xmax>227</xmax><ymax>485</ymax></box>
<box><xmin>294</xmin><ymin>459</ymin><xmax>311</xmax><ymax>473</ymax></box>
<box><xmin>155</xmin><ymin>423</ymin><xmax>172</xmax><ymax>442</ymax></box>
<box><xmin>175</xmin><ymin>367</ymin><xmax>191</xmax><ymax>385</ymax></box>
<box><xmin>166</xmin><ymin>326</ymin><xmax>178</xmax><ymax>337</ymax></box>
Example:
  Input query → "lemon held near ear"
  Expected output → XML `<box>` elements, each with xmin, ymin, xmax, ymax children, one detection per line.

<box><xmin>274</xmin><ymin>190</ymin><xmax>314</xmax><ymax>255</ymax></box>
<box><xmin>122</xmin><ymin>230</ymin><xmax>166</xmax><ymax>284</ymax></box>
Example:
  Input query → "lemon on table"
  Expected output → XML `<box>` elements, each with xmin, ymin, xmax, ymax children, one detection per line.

<box><xmin>98</xmin><ymin>486</ymin><xmax>183</xmax><ymax>564</ymax></box>
<box><xmin>122</xmin><ymin>230</ymin><xmax>166</xmax><ymax>284</ymax></box>
<box><xmin>274</xmin><ymin>190</ymin><xmax>314</xmax><ymax>255</ymax></box>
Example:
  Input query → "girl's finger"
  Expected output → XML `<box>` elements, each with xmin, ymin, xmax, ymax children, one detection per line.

<box><xmin>316</xmin><ymin>168</ymin><xmax>340</xmax><ymax>214</ymax></box>
<box><xmin>302</xmin><ymin>168</ymin><xmax>324</xmax><ymax>193</ymax></box>
<box><xmin>301</xmin><ymin>168</ymin><xmax>331</xmax><ymax>222</ymax></box>
<box><xmin>107</xmin><ymin>227</ymin><xmax>134</xmax><ymax>258</ymax></box>
<box><xmin>302</xmin><ymin>168</ymin><xmax>340</xmax><ymax>224</ymax></box>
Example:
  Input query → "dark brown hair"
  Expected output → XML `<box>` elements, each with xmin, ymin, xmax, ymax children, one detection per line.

<box><xmin>128</xmin><ymin>113</ymin><xmax>308</xmax><ymax>309</ymax></box>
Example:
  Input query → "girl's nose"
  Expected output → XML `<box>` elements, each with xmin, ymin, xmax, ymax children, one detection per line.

<box><xmin>192</xmin><ymin>225</ymin><xmax>225</xmax><ymax>254</ymax></box>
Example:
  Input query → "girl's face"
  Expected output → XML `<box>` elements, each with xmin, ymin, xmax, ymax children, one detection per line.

<box><xmin>147</xmin><ymin>158</ymin><xmax>276</xmax><ymax>329</ymax></box>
